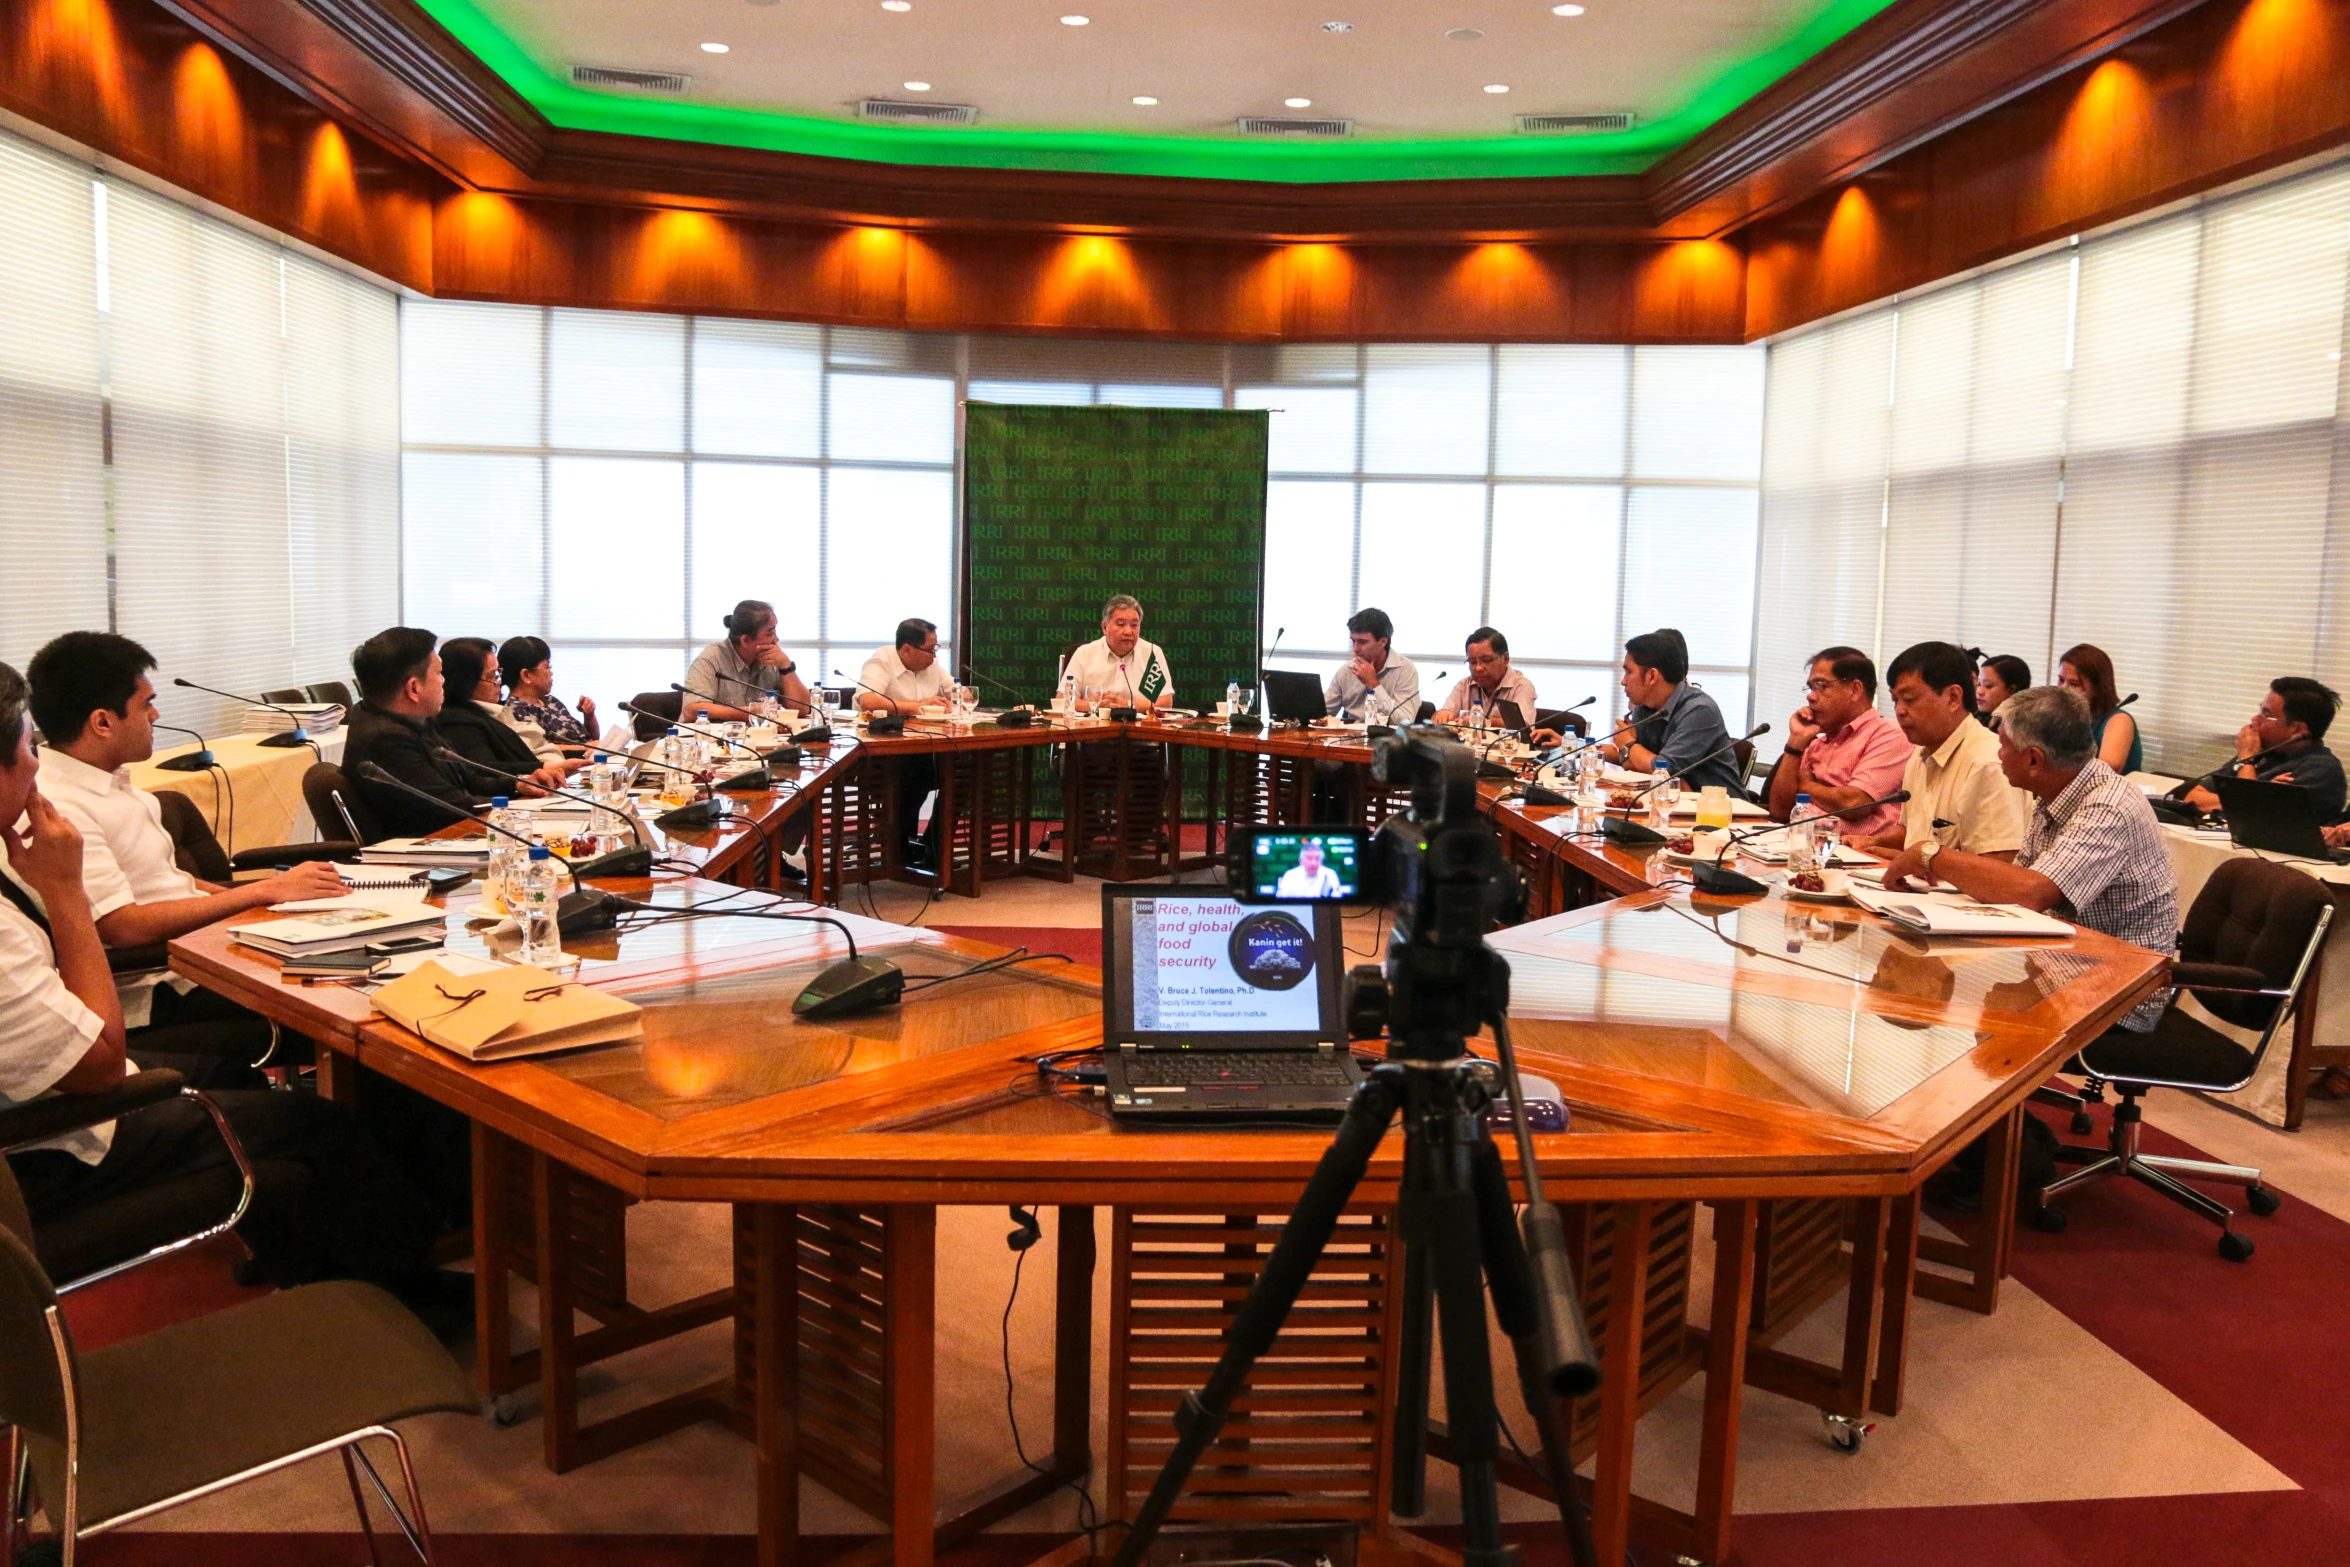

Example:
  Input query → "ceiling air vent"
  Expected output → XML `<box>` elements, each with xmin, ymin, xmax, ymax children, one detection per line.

<box><xmin>572</xmin><ymin>66</ymin><xmax>691</xmax><ymax>93</ymax></box>
<box><xmin>1514</xmin><ymin>112</ymin><xmax>1634</xmax><ymax>135</ymax></box>
<box><xmin>859</xmin><ymin>98</ymin><xmax>980</xmax><ymax>125</ymax></box>
<box><xmin>1236</xmin><ymin>116</ymin><xmax>1353</xmax><ymax>138</ymax></box>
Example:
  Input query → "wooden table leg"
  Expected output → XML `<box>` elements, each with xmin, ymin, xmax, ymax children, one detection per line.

<box><xmin>1833</xmin><ymin>1198</ymin><xmax>1888</xmax><ymax>1420</ymax></box>
<box><xmin>1691</xmin><ymin>1199</ymin><xmax>1754</xmax><ymax>1565</ymax></box>
<box><xmin>887</xmin><ymin>1204</ymin><xmax>937</xmax><ymax>1567</ymax></box>
<box><xmin>471</xmin><ymin>1126</ymin><xmax>522</xmax><ymax>1400</ymax></box>
<box><xmin>1589</xmin><ymin>1201</ymin><xmax>1654</xmax><ymax>1567</ymax></box>
<box><xmin>533</xmin><ymin>1153</ymin><xmax>581</xmax><ymax>1472</ymax></box>
<box><xmin>752</xmin><ymin>1203</ymin><xmax>801</xmax><ymax>1567</ymax></box>
<box><xmin>1054</xmin><ymin>1205</ymin><xmax>1096</xmax><ymax>1474</ymax></box>
<box><xmin>1873</xmin><ymin>1193</ymin><xmax>1921</xmax><ymax>1418</ymax></box>
<box><xmin>1916</xmin><ymin>1106</ymin><xmax>2018</xmax><ymax>1313</ymax></box>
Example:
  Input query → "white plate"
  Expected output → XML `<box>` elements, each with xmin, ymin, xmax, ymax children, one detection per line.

<box><xmin>1782</xmin><ymin>882</ymin><xmax>1856</xmax><ymax>903</ymax></box>
<box><xmin>464</xmin><ymin>901</ymin><xmax>506</xmax><ymax>920</ymax></box>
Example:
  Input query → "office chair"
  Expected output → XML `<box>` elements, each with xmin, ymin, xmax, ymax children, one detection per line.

<box><xmin>258</xmin><ymin>688</ymin><xmax>309</xmax><ymax>707</ymax></box>
<box><xmin>2034</xmin><ymin>857</ymin><xmax>2333</xmax><ymax>1260</ymax></box>
<box><xmin>0</xmin><ymin>1159</ymin><xmax>475</xmax><ymax>1566</ymax></box>
<box><xmin>302</xmin><ymin>762</ymin><xmax>386</xmax><ymax>846</ymax></box>
<box><xmin>1533</xmin><ymin>707</ymin><xmax>1588</xmax><ymax>738</ymax></box>
<box><xmin>304</xmin><ymin>680</ymin><xmax>354</xmax><ymax>708</ymax></box>
<box><xmin>1732</xmin><ymin>738</ymin><xmax>1758</xmax><ymax>794</ymax></box>
<box><xmin>150</xmin><ymin>789</ymin><xmax>356</xmax><ymax>880</ymax></box>
<box><xmin>628</xmin><ymin>689</ymin><xmax>684</xmax><ymax>741</ymax></box>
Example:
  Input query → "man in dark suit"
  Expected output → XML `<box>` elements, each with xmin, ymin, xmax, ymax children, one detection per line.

<box><xmin>342</xmin><ymin>626</ymin><xmax>510</xmax><ymax>838</ymax></box>
<box><xmin>433</xmin><ymin>637</ymin><xmax>570</xmax><ymax>796</ymax></box>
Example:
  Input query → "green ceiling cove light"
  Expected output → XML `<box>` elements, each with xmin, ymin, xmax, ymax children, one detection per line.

<box><xmin>414</xmin><ymin>0</ymin><xmax>1901</xmax><ymax>184</ymax></box>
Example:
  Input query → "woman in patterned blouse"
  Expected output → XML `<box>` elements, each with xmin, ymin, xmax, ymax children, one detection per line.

<box><xmin>498</xmin><ymin>636</ymin><xmax>597</xmax><ymax>754</ymax></box>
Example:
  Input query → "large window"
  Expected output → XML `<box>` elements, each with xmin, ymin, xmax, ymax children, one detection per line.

<box><xmin>402</xmin><ymin>308</ymin><xmax>1766</xmax><ymax>726</ymax></box>
<box><xmin>0</xmin><ymin>125</ymin><xmax>398</xmax><ymax>735</ymax></box>
<box><xmin>1756</xmin><ymin>157</ymin><xmax>2350</xmax><ymax>776</ymax></box>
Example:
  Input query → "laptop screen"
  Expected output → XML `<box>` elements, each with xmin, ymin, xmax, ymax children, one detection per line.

<box><xmin>1103</xmin><ymin>888</ymin><xmax>1344</xmax><ymax>1048</ymax></box>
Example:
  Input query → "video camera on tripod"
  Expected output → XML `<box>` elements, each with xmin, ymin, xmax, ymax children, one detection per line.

<box><xmin>1111</xmin><ymin>727</ymin><xmax>1603</xmax><ymax>1567</ymax></box>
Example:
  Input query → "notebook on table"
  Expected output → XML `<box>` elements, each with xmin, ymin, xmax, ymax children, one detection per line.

<box><xmin>1102</xmin><ymin>886</ymin><xmax>1362</xmax><ymax>1122</ymax></box>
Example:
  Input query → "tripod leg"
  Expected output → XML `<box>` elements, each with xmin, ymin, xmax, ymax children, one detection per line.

<box><xmin>1390</xmin><ymin>1133</ymin><xmax>1436</xmax><ymax>1517</ymax></box>
<box><xmin>1107</xmin><ymin>1073</ymin><xmax>1402</xmax><ymax>1567</ymax></box>
<box><xmin>1409</xmin><ymin>1090</ymin><xmax>1514</xmax><ymax>1567</ymax></box>
<box><xmin>1472</xmin><ymin>1141</ymin><xmax>1600</xmax><ymax>1567</ymax></box>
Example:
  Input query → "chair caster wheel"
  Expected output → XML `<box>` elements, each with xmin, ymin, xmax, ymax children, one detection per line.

<box><xmin>2070</xmin><ymin>1111</ymin><xmax>2094</xmax><ymax>1135</ymax></box>
<box><xmin>2031</xmin><ymin>1206</ymin><xmax>2068</xmax><ymax>1234</ymax></box>
<box><xmin>2218</xmin><ymin>1231</ymin><xmax>2255</xmax><ymax>1262</ymax></box>
<box><xmin>2246</xmin><ymin>1185</ymin><xmax>2281</xmax><ymax>1218</ymax></box>
<box><xmin>489</xmin><ymin>1393</ymin><xmax>525</xmax><ymax>1427</ymax></box>
<box><xmin>1824</xmin><ymin>1412</ymin><xmax>1874</xmax><ymax>1454</ymax></box>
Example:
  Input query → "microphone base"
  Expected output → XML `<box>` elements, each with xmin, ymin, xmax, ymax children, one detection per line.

<box><xmin>557</xmin><ymin>888</ymin><xmax>625</xmax><ymax>936</ymax></box>
<box><xmin>994</xmin><ymin>708</ymin><xmax>1035</xmax><ymax>729</ymax></box>
<box><xmin>865</xmin><ymin>715</ymin><xmax>907</xmax><ymax>737</ymax></box>
<box><xmin>256</xmin><ymin>731</ymin><xmax>310</xmax><ymax>749</ymax></box>
<box><xmin>656</xmin><ymin>797</ymin><xmax>733</xmax><ymax>830</ymax></box>
<box><xmin>1689</xmin><ymin>861</ymin><xmax>1771</xmax><ymax>897</ymax></box>
<box><xmin>1476</xmin><ymin>757</ymin><xmax>1517</xmax><ymax>780</ymax></box>
<box><xmin>760</xmin><ymin>745</ymin><xmax>804</xmax><ymax>767</ymax></box>
<box><xmin>153</xmin><ymin>751</ymin><xmax>218</xmax><ymax>772</ymax></box>
<box><xmin>1107</xmin><ymin>706</ymin><xmax>1140</xmax><ymax>724</ymax></box>
<box><xmin>793</xmin><ymin>955</ymin><xmax>906</xmax><ymax>1018</ymax></box>
<box><xmin>1601</xmin><ymin>815</ymin><xmax>1669</xmax><ymax>846</ymax></box>
<box><xmin>715</xmin><ymin>769</ymin><xmax>773</xmax><ymax>793</ymax></box>
<box><xmin>1227</xmin><ymin>714</ymin><xmax>1263</xmax><ymax>733</ymax></box>
<box><xmin>572</xmin><ymin>845</ymin><xmax>654</xmax><ymax>880</ymax></box>
<box><xmin>1520</xmin><ymin>782</ymin><xmax>1571</xmax><ymax>808</ymax></box>
<box><xmin>794</xmin><ymin>726</ymin><xmax>834</xmax><ymax>747</ymax></box>
<box><xmin>2147</xmin><ymin>796</ymin><xmax>2204</xmax><ymax>828</ymax></box>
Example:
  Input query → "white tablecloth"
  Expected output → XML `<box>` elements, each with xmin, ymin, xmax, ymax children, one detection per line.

<box><xmin>2158</xmin><ymin>825</ymin><xmax>2350</xmax><ymax>1126</ymax></box>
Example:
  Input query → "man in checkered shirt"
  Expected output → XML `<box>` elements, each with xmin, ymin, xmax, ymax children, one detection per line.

<box><xmin>1881</xmin><ymin>685</ymin><xmax>2177</xmax><ymax>1030</ymax></box>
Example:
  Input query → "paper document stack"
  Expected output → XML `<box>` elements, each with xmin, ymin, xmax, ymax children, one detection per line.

<box><xmin>243</xmin><ymin>702</ymin><xmax>344</xmax><ymax>735</ymax></box>
<box><xmin>227</xmin><ymin>896</ymin><xmax>444</xmax><ymax>958</ymax></box>
<box><xmin>361</xmin><ymin>835</ymin><xmax>493</xmax><ymax>868</ymax></box>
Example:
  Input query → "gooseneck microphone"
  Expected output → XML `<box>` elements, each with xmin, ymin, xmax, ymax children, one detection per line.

<box><xmin>1630</xmin><ymin>723</ymin><xmax>1773</xmax><ymax>798</ymax></box>
<box><xmin>681</xmin><ymin>678</ymin><xmax>832</xmax><ymax>747</ymax></box>
<box><xmin>172</xmin><ymin>677</ymin><xmax>313</xmax><ymax>750</ymax></box>
<box><xmin>1600</xmin><ymin>724</ymin><xmax>1772</xmax><ymax>847</ymax></box>
<box><xmin>650</xmin><ymin>694</ymin><xmax>776</xmax><ymax>790</ymax></box>
<box><xmin>1109</xmin><ymin>660</ymin><xmax>1141</xmax><ymax>725</ymax></box>
<box><xmin>429</xmin><ymin>749</ymin><xmax>655</xmax><ymax>879</ymax></box>
<box><xmin>149</xmin><ymin>721</ymin><xmax>217</xmax><ymax>773</ymax></box>
<box><xmin>834</xmin><ymin>669</ymin><xmax>909</xmax><ymax>735</ymax></box>
<box><xmin>962</xmin><ymin>665</ymin><xmax>1037</xmax><ymax>728</ymax></box>
<box><xmin>353</xmin><ymin>762</ymin><xmax>620</xmax><ymax>933</ymax></box>
<box><xmin>1688</xmin><ymin>787</ymin><xmax>1913</xmax><ymax>896</ymax></box>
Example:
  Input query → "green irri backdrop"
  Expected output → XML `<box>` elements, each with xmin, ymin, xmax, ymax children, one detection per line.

<box><xmin>961</xmin><ymin>403</ymin><xmax>1268</xmax><ymax>713</ymax></box>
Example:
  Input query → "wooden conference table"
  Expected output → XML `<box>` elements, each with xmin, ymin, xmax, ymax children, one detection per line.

<box><xmin>171</xmin><ymin>797</ymin><xmax>2165</xmax><ymax>1567</ymax></box>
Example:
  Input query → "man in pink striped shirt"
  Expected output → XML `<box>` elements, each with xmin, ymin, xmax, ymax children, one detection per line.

<box><xmin>1766</xmin><ymin>646</ymin><xmax>1912</xmax><ymax>838</ymax></box>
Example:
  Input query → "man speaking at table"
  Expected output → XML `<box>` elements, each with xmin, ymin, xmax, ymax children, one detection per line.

<box><xmin>860</xmin><ymin>618</ymin><xmax>956</xmax><ymax>870</ymax></box>
<box><xmin>1274</xmin><ymin>840</ymin><xmax>1345</xmax><ymax>899</ymax></box>
<box><xmin>1067</xmin><ymin>594</ymin><xmax>1175</xmax><ymax>714</ymax></box>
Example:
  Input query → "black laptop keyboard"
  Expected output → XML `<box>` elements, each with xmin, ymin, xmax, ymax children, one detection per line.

<box><xmin>1122</xmin><ymin>1051</ymin><xmax>1354</xmax><ymax>1089</ymax></box>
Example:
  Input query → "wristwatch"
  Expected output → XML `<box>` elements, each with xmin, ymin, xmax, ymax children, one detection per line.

<box><xmin>1918</xmin><ymin>840</ymin><xmax>1943</xmax><ymax>870</ymax></box>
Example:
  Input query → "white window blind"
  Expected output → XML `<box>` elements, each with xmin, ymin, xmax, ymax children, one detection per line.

<box><xmin>1759</xmin><ymin>155</ymin><xmax>2350</xmax><ymax>776</ymax></box>
<box><xmin>0</xmin><ymin>132</ymin><xmax>106</xmax><ymax>670</ymax></box>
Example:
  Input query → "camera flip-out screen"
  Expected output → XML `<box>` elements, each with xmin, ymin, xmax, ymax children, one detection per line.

<box><xmin>1236</xmin><ymin>828</ymin><xmax>1373</xmax><ymax>904</ymax></box>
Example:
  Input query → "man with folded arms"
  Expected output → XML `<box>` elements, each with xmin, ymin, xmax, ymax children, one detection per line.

<box><xmin>1766</xmin><ymin>646</ymin><xmax>1910</xmax><ymax>837</ymax></box>
<box><xmin>0</xmin><ymin>660</ymin><xmax>462</xmax><ymax>1325</ymax></box>
<box><xmin>1864</xmin><ymin>641</ymin><xmax>2029</xmax><ymax>860</ymax></box>
<box><xmin>22</xmin><ymin>633</ymin><xmax>351</xmax><ymax>1085</ymax></box>
<box><xmin>1883</xmin><ymin>686</ymin><xmax>2176</xmax><ymax>1032</ymax></box>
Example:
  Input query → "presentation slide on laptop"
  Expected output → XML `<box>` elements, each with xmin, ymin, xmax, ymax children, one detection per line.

<box><xmin>1129</xmin><ymin>897</ymin><xmax>1322</xmax><ymax>1033</ymax></box>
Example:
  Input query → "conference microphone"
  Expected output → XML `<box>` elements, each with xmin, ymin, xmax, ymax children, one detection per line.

<box><xmin>834</xmin><ymin>669</ymin><xmax>909</xmax><ymax>735</ymax></box>
<box><xmin>149</xmin><ymin>721</ymin><xmax>217</xmax><ymax>773</ymax></box>
<box><xmin>1108</xmin><ymin>660</ymin><xmax>1141</xmax><ymax>725</ymax></box>
<box><xmin>429</xmin><ymin>749</ymin><xmax>654</xmax><ymax>879</ymax></box>
<box><xmin>171</xmin><ymin>677</ymin><xmax>314</xmax><ymax>751</ymax></box>
<box><xmin>962</xmin><ymin>665</ymin><xmax>1038</xmax><ymax>728</ymax></box>
<box><xmin>353</xmin><ymin>762</ymin><xmax>620</xmax><ymax>934</ymax></box>
<box><xmin>1544</xmin><ymin>715</ymin><xmax>1640</xmax><ymax>766</ymax></box>
<box><xmin>697</xmin><ymin>671</ymin><xmax>834</xmax><ymax>746</ymax></box>
<box><xmin>655</xmin><ymin>692</ymin><xmax>778</xmax><ymax>789</ymax></box>
<box><xmin>582</xmin><ymin>735</ymin><xmax>735</xmax><ymax>829</ymax></box>
<box><xmin>1602</xmin><ymin>724</ymin><xmax>1772</xmax><ymax>846</ymax></box>
<box><xmin>1688</xmin><ymin>788</ymin><xmax>1912</xmax><ymax>896</ymax></box>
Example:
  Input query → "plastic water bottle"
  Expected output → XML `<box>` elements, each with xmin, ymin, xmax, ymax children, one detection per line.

<box><xmin>1788</xmin><ymin>792</ymin><xmax>1818</xmax><ymax>875</ymax></box>
<box><xmin>1815</xmin><ymin>814</ymin><xmax>1841</xmax><ymax>868</ymax></box>
<box><xmin>1060</xmin><ymin>669</ymin><xmax>1079</xmax><ymax>720</ymax></box>
<box><xmin>1226</xmin><ymin>679</ymin><xmax>1242</xmax><ymax>717</ymax></box>
<box><xmin>485</xmin><ymin>796</ymin><xmax>520</xmax><ymax>910</ymax></box>
<box><xmin>514</xmin><ymin>845</ymin><xmax>562</xmax><ymax>966</ymax></box>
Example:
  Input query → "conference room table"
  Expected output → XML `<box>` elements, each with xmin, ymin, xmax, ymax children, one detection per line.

<box><xmin>168</xmin><ymin>792</ymin><xmax>2165</xmax><ymax>1567</ymax></box>
<box><xmin>130</xmin><ymin>729</ymin><xmax>350</xmax><ymax>855</ymax></box>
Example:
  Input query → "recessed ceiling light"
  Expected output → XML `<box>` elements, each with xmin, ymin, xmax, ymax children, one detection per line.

<box><xmin>1285</xmin><ymin>97</ymin><xmax>1313</xmax><ymax>108</ymax></box>
<box><xmin>881</xmin><ymin>1</ymin><xmax>911</xmax><ymax>10</ymax></box>
<box><xmin>1553</xmin><ymin>4</ymin><xmax>1587</xmax><ymax>13</ymax></box>
<box><xmin>1322</xmin><ymin>20</ymin><xmax>1353</xmax><ymax>32</ymax></box>
<box><xmin>904</xmin><ymin>80</ymin><xmax>931</xmax><ymax>91</ymax></box>
<box><xmin>1485</xmin><ymin>84</ymin><xmax>1511</xmax><ymax>94</ymax></box>
<box><xmin>700</xmin><ymin>41</ymin><xmax>730</xmax><ymax>53</ymax></box>
<box><xmin>1131</xmin><ymin>95</ymin><xmax>1158</xmax><ymax>106</ymax></box>
<box><xmin>1445</xmin><ymin>27</ymin><xmax>1484</xmax><ymax>42</ymax></box>
<box><xmin>1060</xmin><ymin>13</ymin><xmax>1089</xmax><ymax>23</ymax></box>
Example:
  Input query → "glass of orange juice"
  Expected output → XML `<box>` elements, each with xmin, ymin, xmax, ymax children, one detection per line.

<box><xmin>1695</xmin><ymin>785</ymin><xmax>1734</xmax><ymax>831</ymax></box>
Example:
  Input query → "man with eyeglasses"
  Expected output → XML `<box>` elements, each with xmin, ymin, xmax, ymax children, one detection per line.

<box><xmin>1765</xmin><ymin>646</ymin><xmax>1910</xmax><ymax>837</ymax></box>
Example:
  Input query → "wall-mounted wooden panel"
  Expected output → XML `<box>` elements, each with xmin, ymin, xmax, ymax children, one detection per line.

<box><xmin>1</xmin><ymin>0</ymin><xmax>444</xmax><ymax>288</ymax></box>
<box><xmin>1745</xmin><ymin>0</ymin><xmax>2350</xmax><ymax>337</ymax></box>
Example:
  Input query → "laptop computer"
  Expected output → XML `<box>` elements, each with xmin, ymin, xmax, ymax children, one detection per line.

<box><xmin>2217</xmin><ymin>777</ymin><xmax>2350</xmax><ymax>863</ymax></box>
<box><xmin>1101</xmin><ymin>886</ymin><xmax>1364</xmax><ymax>1121</ymax></box>
<box><xmin>1261</xmin><ymin>669</ymin><xmax>1329</xmax><ymax>725</ymax></box>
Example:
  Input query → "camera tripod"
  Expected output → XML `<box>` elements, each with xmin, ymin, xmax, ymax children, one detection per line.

<box><xmin>1106</xmin><ymin>1024</ymin><xmax>1601</xmax><ymax>1567</ymax></box>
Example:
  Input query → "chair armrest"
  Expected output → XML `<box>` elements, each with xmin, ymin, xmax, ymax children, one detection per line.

<box><xmin>106</xmin><ymin>943</ymin><xmax>170</xmax><ymax>975</ymax></box>
<box><xmin>227</xmin><ymin>840</ymin><xmax>362</xmax><ymax>871</ymax></box>
<box><xmin>2172</xmin><ymin>961</ymin><xmax>2280</xmax><ymax>995</ymax></box>
<box><xmin>0</xmin><ymin>1069</ymin><xmax>187</xmax><ymax>1153</ymax></box>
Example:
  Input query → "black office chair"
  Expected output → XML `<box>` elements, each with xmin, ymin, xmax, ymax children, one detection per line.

<box><xmin>629</xmin><ymin>689</ymin><xmax>684</xmax><ymax>741</ymax></box>
<box><xmin>258</xmin><ymin>688</ymin><xmax>309</xmax><ymax>707</ymax></box>
<box><xmin>303</xmin><ymin>680</ymin><xmax>353</xmax><ymax>708</ymax></box>
<box><xmin>1532</xmin><ymin>707</ymin><xmax>1588</xmax><ymax>738</ymax></box>
<box><xmin>301</xmin><ymin>762</ymin><xmax>386</xmax><ymax>846</ymax></box>
<box><xmin>2034</xmin><ymin>857</ymin><xmax>2333</xmax><ymax>1260</ymax></box>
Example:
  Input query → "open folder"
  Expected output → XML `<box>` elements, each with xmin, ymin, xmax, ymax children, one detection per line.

<box><xmin>1849</xmin><ymin>887</ymin><xmax>2075</xmax><ymax>938</ymax></box>
<box><xmin>373</xmin><ymin>959</ymin><xmax>644</xmax><ymax>1061</ymax></box>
